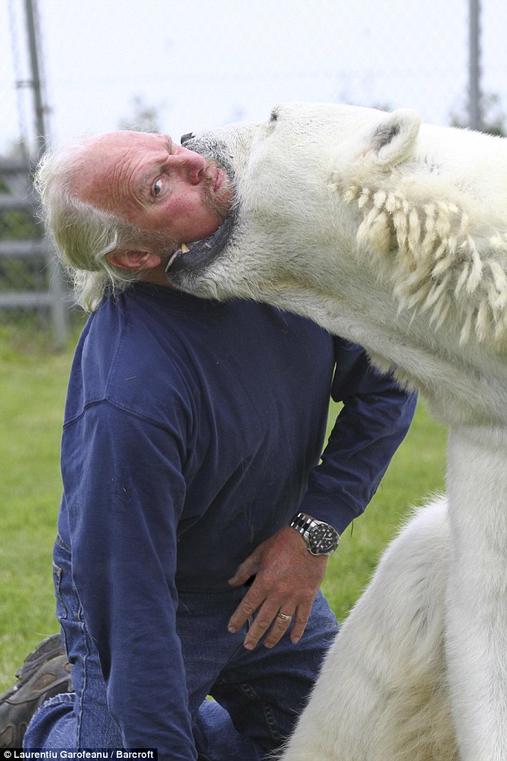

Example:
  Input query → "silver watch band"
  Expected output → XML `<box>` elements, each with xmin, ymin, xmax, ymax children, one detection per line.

<box><xmin>290</xmin><ymin>511</ymin><xmax>320</xmax><ymax>542</ymax></box>
<box><xmin>290</xmin><ymin>511</ymin><xmax>340</xmax><ymax>555</ymax></box>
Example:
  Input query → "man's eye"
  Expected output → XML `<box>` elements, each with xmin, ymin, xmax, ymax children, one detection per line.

<box><xmin>152</xmin><ymin>178</ymin><xmax>163</xmax><ymax>197</ymax></box>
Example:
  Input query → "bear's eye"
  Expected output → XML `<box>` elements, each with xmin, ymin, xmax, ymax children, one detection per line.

<box><xmin>269</xmin><ymin>108</ymin><xmax>279</xmax><ymax>123</ymax></box>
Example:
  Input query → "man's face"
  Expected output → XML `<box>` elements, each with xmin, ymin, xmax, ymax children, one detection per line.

<box><xmin>73</xmin><ymin>131</ymin><xmax>233</xmax><ymax>245</ymax></box>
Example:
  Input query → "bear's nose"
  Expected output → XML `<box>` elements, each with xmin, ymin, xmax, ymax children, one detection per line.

<box><xmin>180</xmin><ymin>132</ymin><xmax>195</xmax><ymax>146</ymax></box>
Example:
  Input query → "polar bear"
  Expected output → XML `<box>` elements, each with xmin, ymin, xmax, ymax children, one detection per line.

<box><xmin>166</xmin><ymin>104</ymin><xmax>507</xmax><ymax>761</ymax></box>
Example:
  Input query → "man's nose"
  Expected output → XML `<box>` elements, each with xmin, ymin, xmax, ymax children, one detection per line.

<box><xmin>172</xmin><ymin>146</ymin><xmax>207</xmax><ymax>184</ymax></box>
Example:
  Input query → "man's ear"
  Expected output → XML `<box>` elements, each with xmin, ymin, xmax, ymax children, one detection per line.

<box><xmin>365</xmin><ymin>109</ymin><xmax>421</xmax><ymax>167</ymax></box>
<box><xmin>107</xmin><ymin>249</ymin><xmax>162</xmax><ymax>271</ymax></box>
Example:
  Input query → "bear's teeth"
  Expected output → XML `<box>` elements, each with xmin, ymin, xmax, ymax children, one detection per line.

<box><xmin>180</xmin><ymin>243</ymin><xmax>190</xmax><ymax>253</ymax></box>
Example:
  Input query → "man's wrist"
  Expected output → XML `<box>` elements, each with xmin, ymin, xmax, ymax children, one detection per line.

<box><xmin>289</xmin><ymin>512</ymin><xmax>340</xmax><ymax>556</ymax></box>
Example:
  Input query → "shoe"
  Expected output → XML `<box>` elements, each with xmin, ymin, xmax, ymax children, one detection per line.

<box><xmin>0</xmin><ymin>634</ymin><xmax>72</xmax><ymax>748</ymax></box>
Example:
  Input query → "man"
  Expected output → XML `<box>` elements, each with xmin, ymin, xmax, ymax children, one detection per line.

<box><xmin>1</xmin><ymin>131</ymin><xmax>416</xmax><ymax>760</ymax></box>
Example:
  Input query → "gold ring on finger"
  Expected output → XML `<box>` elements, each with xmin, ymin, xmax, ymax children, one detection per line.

<box><xmin>277</xmin><ymin>611</ymin><xmax>292</xmax><ymax>622</ymax></box>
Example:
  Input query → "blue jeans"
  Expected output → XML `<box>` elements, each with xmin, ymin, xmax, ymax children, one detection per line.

<box><xmin>25</xmin><ymin>536</ymin><xmax>339</xmax><ymax>760</ymax></box>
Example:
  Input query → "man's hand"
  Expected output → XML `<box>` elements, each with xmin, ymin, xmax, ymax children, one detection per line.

<box><xmin>227</xmin><ymin>526</ymin><xmax>328</xmax><ymax>650</ymax></box>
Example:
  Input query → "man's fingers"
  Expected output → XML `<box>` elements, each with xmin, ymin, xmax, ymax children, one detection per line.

<box><xmin>228</xmin><ymin>587</ymin><xmax>265</xmax><ymax>633</ymax></box>
<box><xmin>263</xmin><ymin>607</ymin><xmax>296</xmax><ymax>649</ymax></box>
<box><xmin>227</xmin><ymin>526</ymin><xmax>326</xmax><ymax>650</ymax></box>
<box><xmin>228</xmin><ymin>553</ymin><xmax>260</xmax><ymax>587</ymax></box>
<box><xmin>242</xmin><ymin>599</ymin><xmax>285</xmax><ymax>651</ymax></box>
<box><xmin>290</xmin><ymin>602</ymin><xmax>313</xmax><ymax>644</ymax></box>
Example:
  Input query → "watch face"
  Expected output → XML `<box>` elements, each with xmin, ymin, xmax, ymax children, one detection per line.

<box><xmin>308</xmin><ymin>524</ymin><xmax>339</xmax><ymax>555</ymax></box>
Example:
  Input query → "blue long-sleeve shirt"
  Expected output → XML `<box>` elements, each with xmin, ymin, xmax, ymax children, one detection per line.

<box><xmin>57</xmin><ymin>282</ymin><xmax>416</xmax><ymax>758</ymax></box>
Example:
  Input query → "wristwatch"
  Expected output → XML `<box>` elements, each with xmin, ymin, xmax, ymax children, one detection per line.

<box><xmin>290</xmin><ymin>512</ymin><xmax>340</xmax><ymax>556</ymax></box>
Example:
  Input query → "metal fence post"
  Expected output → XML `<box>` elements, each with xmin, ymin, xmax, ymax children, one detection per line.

<box><xmin>25</xmin><ymin>0</ymin><xmax>69</xmax><ymax>348</ymax></box>
<box><xmin>468</xmin><ymin>0</ymin><xmax>483</xmax><ymax>131</ymax></box>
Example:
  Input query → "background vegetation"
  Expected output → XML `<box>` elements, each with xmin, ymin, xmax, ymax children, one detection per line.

<box><xmin>0</xmin><ymin>327</ymin><xmax>446</xmax><ymax>692</ymax></box>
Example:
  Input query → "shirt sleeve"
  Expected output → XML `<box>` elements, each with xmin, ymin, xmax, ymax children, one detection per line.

<box><xmin>61</xmin><ymin>400</ymin><xmax>197</xmax><ymax>761</ymax></box>
<box><xmin>299</xmin><ymin>338</ymin><xmax>417</xmax><ymax>533</ymax></box>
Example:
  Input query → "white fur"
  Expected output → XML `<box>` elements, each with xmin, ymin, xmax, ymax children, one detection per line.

<box><xmin>171</xmin><ymin>104</ymin><xmax>507</xmax><ymax>760</ymax></box>
<box><xmin>281</xmin><ymin>498</ymin><xmax>456</xmax><ymax>761</ymax></box>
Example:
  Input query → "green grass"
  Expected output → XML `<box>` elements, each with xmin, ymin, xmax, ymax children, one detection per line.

<box><xmin>0</xmin><ymin>334</ymin><xmax>447</xmax><ymax>691</ymax></box>
<box><xmin>0</xmin><ymin>335</ymin><xmax>72</xmax><ymax>691</ymax></box>
<box><xmin>323</xmin><ymin>401</ymin><xmax>446</xmax><ymax>619</ymax></box>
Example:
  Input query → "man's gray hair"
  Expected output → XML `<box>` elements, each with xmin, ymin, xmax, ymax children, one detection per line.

<box><xmin>35</xmin><ymin>143</ymin><xmax>146</xmax><ymax>312</ymax></box>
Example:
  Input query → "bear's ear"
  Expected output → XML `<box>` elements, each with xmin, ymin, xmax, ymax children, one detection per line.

<box><xmin>365</xmin><ymin>109</ymin><xmax>421</xmax><ymax>167</ymax></box>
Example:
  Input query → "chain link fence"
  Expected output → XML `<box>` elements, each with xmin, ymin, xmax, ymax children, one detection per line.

<box><xmin>1</xmin><ymin>0</ymin><xmax>507</xmax><ymax>347</ymax></box>
<box><xmin>0</xmin><ymin>159</ymin><xmax>44</xmax><ymax>303</ymax></box>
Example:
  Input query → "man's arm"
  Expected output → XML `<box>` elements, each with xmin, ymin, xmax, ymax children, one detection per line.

<box><xmin>228</xmin><ymin>339</ymin><xmax>416</xmax><ymax>649</ymax></box>
<box><xmin>299</xmin><ymin>338</ymin><xmax>417</xmax><ymax>531</ymax></box>
<box><xmin>63</xmin><ymin>401</ymin><xmax>197</xmax><ymax>761</ymax></box>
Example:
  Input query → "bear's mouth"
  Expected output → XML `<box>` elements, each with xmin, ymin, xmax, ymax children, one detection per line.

<box><xmin>165</xmin><ymin>136</ymin><xmax>239</xmax><ymax>282</ymax></box>
<box><xmin>165</xmin><ymin>205</ymin><xmax>238</xmax><ymax>281</ymax></box>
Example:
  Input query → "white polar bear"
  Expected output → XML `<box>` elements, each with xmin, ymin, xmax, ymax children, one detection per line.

<box><xmin>167</xmin><ymin>103</ymin><xmax>507</xmax><ymax>761</ymax></box>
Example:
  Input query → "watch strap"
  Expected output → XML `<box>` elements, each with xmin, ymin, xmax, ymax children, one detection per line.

<box><xmin>290</xmin><ymin>511</ymin><xmax>340</xmax><ymax>555</ymax></box>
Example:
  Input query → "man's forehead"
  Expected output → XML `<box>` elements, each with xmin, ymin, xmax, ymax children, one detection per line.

<box><xmin>72</xmin><ymin>131</ymin><xmax>170</xmax><ymax>208</ymax></box>
<box><xmin>87</xmin><ymin>130</ymin><xmax>170</xmax><ymax>152</ymax></box>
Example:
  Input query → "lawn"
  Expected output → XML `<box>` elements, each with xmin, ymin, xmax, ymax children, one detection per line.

<box><xmin>0</xmin><ymin>330</ymin><xmax>447</xmax><ymax>692</ymax></box>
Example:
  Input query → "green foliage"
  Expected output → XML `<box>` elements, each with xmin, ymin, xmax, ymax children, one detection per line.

<box><xmin>0</xmin><ymin>258</ymin><xmax>46</xmax><ymax>294</ymax></box>
<box><xmin>0</xmin><ymin>343</ymin><xmax>446</xmax><ymax>690</ymax></box>
<box><xmin>0</xmin><ymin>210</ymin><xmax>40</xmax><ymax>241</ymax></box>
<box><xmin>0</xmin><ymin>161</ymin><xmax>46</xmax><ymax>296</ymax></box>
